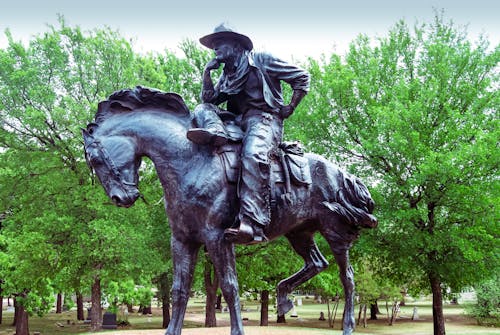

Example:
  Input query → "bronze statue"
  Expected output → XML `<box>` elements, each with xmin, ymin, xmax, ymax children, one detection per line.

<box><xmin>83</xmin><ymin>86</ymin><xmax>377</xmax><ymax>335</ymax></box>
<box><xmin>187</xmin><ymin>24</ymin><xmax>310</xmax><ymax>244</ymax></box>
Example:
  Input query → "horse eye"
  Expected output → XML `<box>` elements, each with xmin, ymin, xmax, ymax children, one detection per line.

<box><xmin>90</xmin><ymin>154</ymin><xmax>104</xmax><ymax>165</ymax></box>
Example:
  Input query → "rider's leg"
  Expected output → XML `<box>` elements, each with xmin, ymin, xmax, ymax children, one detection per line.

<box><xmin>187</xmin><ymin>103</ymin><xmax>229</xmax><ymax>146</ymax></box>
<box><xmin>225</xmin><ymin>112</ymin><xmax>282</xmax><ymax>243</ymax></box>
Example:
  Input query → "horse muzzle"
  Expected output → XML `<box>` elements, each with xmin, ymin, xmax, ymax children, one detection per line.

<box><xmin>109</xmin><ymin>186</ymin><xmax>140</xmax><ymax>208</ymax></box>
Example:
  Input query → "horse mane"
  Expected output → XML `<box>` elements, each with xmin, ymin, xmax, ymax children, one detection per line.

<box><xmin>94</xmin><ymin>86</ymin><xmax>190</xmax><ymax>124</ymax></box>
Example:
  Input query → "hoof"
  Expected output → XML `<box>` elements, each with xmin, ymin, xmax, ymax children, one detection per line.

<box><xmin>277</xmin><ymin>299</ymin><xmax>294</xmax><ymax>316</ymax></box>
<box><xmin>342</xmin><ymin>324</ymin><xmax>354</xmax><ymax>335</ymax></box>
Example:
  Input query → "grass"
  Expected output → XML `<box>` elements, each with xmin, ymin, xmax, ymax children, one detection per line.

<box><xmin>0</xmin><ymin>297</ymin><xmax>498</xmax><ymax>335</ymax></box>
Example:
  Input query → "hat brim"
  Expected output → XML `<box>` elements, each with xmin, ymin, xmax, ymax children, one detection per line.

<box><xmin>199</xmin><ymin>31</ymin><xmax>253</xmax><ymax>51</ymax></box>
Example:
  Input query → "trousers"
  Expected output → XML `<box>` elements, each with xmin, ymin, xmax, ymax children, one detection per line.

<box><xmin>192</xmin><ymin>104</ymin><xmax>283</xmax><ymax>227</ymax></box>
<box><xmin>239</xmin><ymin>111</ymin><xmax>282</xmax><ymax>226</ymax></box>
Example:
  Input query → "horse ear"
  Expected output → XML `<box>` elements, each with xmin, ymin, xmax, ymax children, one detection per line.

<box><xmin>82</xmin><ymin>123</ymin><xmax>98</xmax><ymax>145</ymax></box>
<box><xmin>82</xmin><ymin>129</ymin><xmax>92</xmax><ymax>146</ymax></box>
<box><xmin>86</xmin><ymin>123</ymin><xmax>98</xmax><ymax>134</ymax></box>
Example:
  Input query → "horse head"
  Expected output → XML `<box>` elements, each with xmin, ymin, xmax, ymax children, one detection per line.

<box><xmin>82</xmin><ymin>86</ymin><xmax>192</xmax><ymax>209</ymax></box>
<box><xmin>82</xmin><ymin>123</ymin><xmax>141</xmax><ymax>208</ymax></box>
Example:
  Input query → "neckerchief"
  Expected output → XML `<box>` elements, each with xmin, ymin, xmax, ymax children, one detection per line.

<box><xmin>218</xmin><ymin>50</ymin><xmax>251</xmax><ymax>95</ymax></box>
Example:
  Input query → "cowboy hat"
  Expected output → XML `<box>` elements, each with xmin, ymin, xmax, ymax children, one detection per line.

<box><xmin>199</xmin><ymin>23</ymin><xmax>253</xmax><ymax>51</ymax></box>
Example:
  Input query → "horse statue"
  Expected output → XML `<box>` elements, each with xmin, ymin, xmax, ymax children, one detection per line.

<box><xmin>82</xmin><ymin>86</ymin><xmax>377</xmax><ymax>335</ymax></box>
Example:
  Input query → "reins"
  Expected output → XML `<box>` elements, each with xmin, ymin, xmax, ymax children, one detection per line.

<box><xmin>84</xmin><ymin>137</ymin><xmax>148</xmax><ymax>204</ymax></box>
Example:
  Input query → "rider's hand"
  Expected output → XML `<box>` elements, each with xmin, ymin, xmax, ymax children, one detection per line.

<box><xmin>205</xmin><ymin>59</ymin><xmax>221</xmax><ymax>72</ymax></box>
<box><xmin>280</xmin><ymin>105</ymin><xmax>294</xmax><ymax>119</ymax></box>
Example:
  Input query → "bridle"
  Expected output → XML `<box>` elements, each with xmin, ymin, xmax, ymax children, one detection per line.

<box><xmin>82</xmin><ymin>124</ymin><xmax>149</xmax><ymax>204</ymax></box>
<box><xmin>84</xmin><ymin>137</ymin><xmax>138</xmax><ymax>190</ymax></box>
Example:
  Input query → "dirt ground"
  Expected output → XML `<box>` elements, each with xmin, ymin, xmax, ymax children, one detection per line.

<box><xmin>98</xmin><ymin>327</ymin><xmax>334</xmax><ymax>335</ymax></box>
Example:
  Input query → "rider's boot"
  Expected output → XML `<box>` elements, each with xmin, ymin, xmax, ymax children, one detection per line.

<box><xmin>187</xmin><ymin>103</ymin><xmax>229</xmax><ymax>146</ymax></box>
<box><xmin>224</xmin><ymin>219</ymin><xmax>268</xmax><ymax>244</ymax></box>
<box><xmin>187</xmin><ymin>127</ymin><xmax>229</xmax><ymax>146</ymax></box>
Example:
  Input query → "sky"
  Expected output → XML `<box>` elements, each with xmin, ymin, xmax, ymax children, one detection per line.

<box><xmin>1</xmin><ymin>0</ymin><xmax>499</xmax><ymax>60</ymax></box>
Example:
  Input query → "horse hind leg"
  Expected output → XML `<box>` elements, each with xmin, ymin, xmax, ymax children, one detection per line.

<box><xmin>320</xmin><ymin>225</ymin><xmax>357</xmax><ymax>335</ymax></box>
<box><xmin>277</xmin><ymin>230</ymin><xmax>329</xmax><ymax>316</ymax></box>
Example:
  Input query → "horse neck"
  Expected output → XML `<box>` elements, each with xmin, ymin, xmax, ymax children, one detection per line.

<box><xmin>115</xmin><ymin>112</ymin><xmax>196</xmax><ymax>187</ymax></box>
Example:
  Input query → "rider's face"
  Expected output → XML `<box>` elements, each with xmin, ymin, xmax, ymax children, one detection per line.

<box><xmin>212</xmin><ymin>39</ymin><xmax>239</xmax><ymax>63</ymax></box>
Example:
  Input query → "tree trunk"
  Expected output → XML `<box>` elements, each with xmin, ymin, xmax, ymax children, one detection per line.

<box><xmin>389</xmin><ymin>301</ymin><xmax>399</xmax><ymax>325</ymax></box>
<box><xmin>362</xmin><ymin>304</ymin><xmax>367</xmax><ymax>328</ymax></box>
<box><xmin>204</xmin><ymin>258</ymin><xmax>218</xmax><ymax>327</ymax></box>
<box><xmin>429</xmin><ymin>271</ymin><xmax>446</xmax><ymax>335</ymax></box>
<box><xmin>216</xmin><ymin>294</ymin><xmax>222</xmax><ymax>310</ymax></box>
<box><xmin>157</xmin><ymin>272</ymin><xmax>171</xmax><ymax>329</ymax></box>
<box><xmin>370</xmin><ymin>302</ymin><xmax>378</xmax><ymax>320</ymax></box>
<box><xmin>76</xmin><ymin>292</ymin><xmax>85</xmax><ymax>321</ymax></box>
<box><xmin>12</xmin><ymin>297</ymin><xmax>17</xmax><ymax>326</ymax></box>
<box><xmin>326</xmin><ymin>298</ymin><xmax>332</xmax><ymax>327</ymax></box>
<box><xmin>162</xmin><ymin>293</ymin><xmax>171</xmax><ymax>329</ymax></box>
<box><xmin>400</xmin><ymin>288</ymin><xmax>408</xmax><ymax>306</ymax></box>
<box><xmin>357</xmin><ymin>303</ymin><xmax>363</xmax><ymax>326</ymax></box>
<box><xmin>277</xmin><ymin>314</ymin><xmax>286</xmax><ymax>323</ymax></box>
<box><xmin>56</xmin><ymin>292</ymin><xmax>63</xmax><ymax>313</ymax></box>
<box><xmin>15</xmin><ymin>304</ymin><xmax>29</xmax><ymax>335</ymax></box>
<box><xmin>332</xmin><ymin>297</ymin><xmax>340</xmax><ymax>328</ymax></box>
<box><xmin>260</xmin><ymin>290</ymin><xmax>269</xmax><ymax>326</ymax></box>
<box><xmin>386</xmin><ymin>300</ymin><xmax>390</xmax><ymax>324</ymax></box>
<box><xmin>341</xmin><ymin>306</ymin><xmax>345</xmax><ymax>331</ymax></box>
<box><xmin>90</xmin><ymin>276</ymin><xmax>102</xmax><ymax>331</ymax></box>
<box><xmin>0</xmin><ymin>283</ymin><xmax>3</xmax><ymax>324</ymax></box>
<box><xmin>14</xmin><ymin>293</ymin><xmax>29</xmax><ymax>335</ymax></box>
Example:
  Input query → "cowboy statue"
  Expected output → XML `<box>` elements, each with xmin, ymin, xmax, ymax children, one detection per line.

<box><xmin>187</xmin><ymin>23</ymin><xmax>311</xmax><ymax>244</ymax></box>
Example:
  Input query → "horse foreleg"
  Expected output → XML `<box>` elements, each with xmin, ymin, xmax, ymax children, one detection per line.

<box><xmin>332</xmin><ymin>247</ymin><xmax>356</xmax><ymax>335</ymax></box>
<box><xmin>206</xmin><ymin>238</ymin><xmax>244</xmax><ymax>335</ymax></box>
<box><xmin>165</xmin><ymin>237</ymin><xmax>200</xmax><ymax>335</ymax></box>
<box><xmin>277</xmin><ymin>232</ymin><xmax>329</xmax><ymax>317</ymax></box>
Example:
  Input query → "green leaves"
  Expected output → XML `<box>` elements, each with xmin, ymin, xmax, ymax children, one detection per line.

<box><xmin>0</xmin><ymin>18</ymin><xmax>174</xmax><ymax>314</ymax></box>
<box><xmin>296</xmin><ymin>13</ymin><xmax>499</xmax><ymax>301</ymax></box>
<box><xmin>0</xmin><ymin>13</ymin><xmax>498</xmax><ymax>326</ymax></box>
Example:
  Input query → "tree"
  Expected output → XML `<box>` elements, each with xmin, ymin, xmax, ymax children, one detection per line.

<box><xmin>297</xmin><ymin>13</ymin><xmax>499</xmax><ymax>335</ymax></box>
<box><xmin>235</xmin><ymin>239</ymin><xmax>302</xmax><ymax>325</ymax></box>
<box><xmin>0</xmin><ymin>18</ymin><xmax>169</xmax><ymax>331</ymax></box>
<box><xmin>466</xmin><ymin>274</ymin><xmax>500</xmax><ymax>326</ymax></box>
<box><xmin>305</xmin><ymin>270</ymin><xmax>343</xmax><ymax>328</ymax></box>
<box><xmin>0</xmin><ymin>16</ymin><xmax>215</xmax><ymax>331</ymax></box>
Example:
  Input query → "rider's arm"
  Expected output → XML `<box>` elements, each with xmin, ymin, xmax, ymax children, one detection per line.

<box><xmin>281</xmin><ymin>89</ymin><xmax>307</xmax><ymax>119</ymax></box>
<box><xmin>201</xmin><ymin>60</ymin><xmax>228</xmax><ymax>105</ymax></box>
<box><xmin>254</xmin><ymin>52</ymin><xmax>310</xmax><ymax>119</ymax></box>
<box><xmin>273</xmin><ymin>59</ymin><xmax>310</xmax><ymax>119</ymax></box>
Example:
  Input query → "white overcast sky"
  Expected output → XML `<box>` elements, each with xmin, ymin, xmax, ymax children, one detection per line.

<box><xmin>1</xmin><ymin>0</ymin><xmax>499</xmax><ymax>60</ymax></box>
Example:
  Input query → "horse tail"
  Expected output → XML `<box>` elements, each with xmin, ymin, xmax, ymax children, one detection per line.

<box><xmin>322</xmin><ymin>171</ymin><xmax>378</xmax><ymax>228</ymax></box>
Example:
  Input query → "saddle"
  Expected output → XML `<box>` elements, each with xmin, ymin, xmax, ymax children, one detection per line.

<box><xmin>217</xmin><ymin>139</ymin><xmax>312</xmax><ymax>192</ymax></box>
